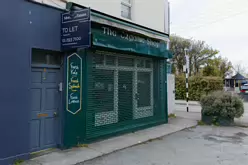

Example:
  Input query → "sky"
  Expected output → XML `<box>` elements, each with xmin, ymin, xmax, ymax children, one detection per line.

<box><xmin>170</xmin><ymin>0</ymin><xmax>248</xmax><ymax>69</ymax></box>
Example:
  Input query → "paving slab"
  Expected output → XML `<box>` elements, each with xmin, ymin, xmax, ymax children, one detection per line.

<box><xmin>23</xmin><ymin>117</ymin><xmax>197</xmax><ymax>165</ymax></box>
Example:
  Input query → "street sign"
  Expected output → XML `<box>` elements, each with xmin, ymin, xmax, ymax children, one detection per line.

<box><xmin>183</xmin><ymin>65</ymin><xmax>186</xmax><ymax>72</ymax></box>
<box><xmin>184</xmin><ymin>55</ymin><xmax>189</xmax><ymax>73</ymax></box>
<box><xmin>66</xmin><ymin>53</ymin><xmax>82</xmax><ymax>115</ymax></box>
<box><xmin>61</xmin><ymin>9</ymin><xmax>91</xmax><ymax>50</ymax></box>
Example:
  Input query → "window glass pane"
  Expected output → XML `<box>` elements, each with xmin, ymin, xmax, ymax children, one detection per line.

<box><xmin>137</xmin><ymin>72</ymin><xmax>151</xmax><ymax>107</ymax></box>
<box><xmin>118</xmin><ymin>71</ymin><xmax>133</xmax><ymax>122</ymax></box>
<box><xmin>146</xmin><ymin>60</ymin><xmax>152</xmax><ymax>68</ymax></box>
<box><xmin>93</xmin><ymin>54</ymin><xmax>104</xmax><ymax>65</ymax></box>
<box><xmin>32</xmin><ymin>53</ymin><xmax>46</xmax><ymax>64</ymax></box>
<box><xmin>48</xmin><ymin>54</ymin><xmax>61</xmax><ymax>65</ymax></box>
<box><xmin>137</xmin><ymin>59</ymin><xmax>145</xmax><ymax>68</ymax></box>
<box><xmin>32</xmin><ymin>49</ymin><xmax>61</xmax><ymax>65</ymax></box>
<box><xmin>118</xmin><ymin>57</ymin><xmax>134</xmax><ymax>67</ymax></box>
<box><xmin>121</xmin><ymin>4</ymin><xmax>131</xmax><ymax>19</ymax></box>
<box><xmin>106</xmin><ymin>55</ymin><xmax>116</xmax><ymax>66</ymax></box>
<box><xmin>92</xmin><ymin>69</ymin><xmax>114</xmax><ymax>113</ymax></box>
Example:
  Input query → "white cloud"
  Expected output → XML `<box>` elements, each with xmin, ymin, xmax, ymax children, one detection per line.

<box><xmin>170</xmin><ymin>0</ymin><xmax>248</xmax><ymax>65</ymax></box>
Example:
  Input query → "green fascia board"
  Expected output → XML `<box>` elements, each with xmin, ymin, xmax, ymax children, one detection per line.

<box><xmin>91</xmin><ymin>23</ymin><xmax>172</xmax><ymax>59</ymax></box>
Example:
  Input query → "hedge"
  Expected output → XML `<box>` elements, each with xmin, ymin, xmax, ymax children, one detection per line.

<box><xmin>175</xmin><ymin>75</ymin><xmax>223</xmax><ymax>101</ymax></box>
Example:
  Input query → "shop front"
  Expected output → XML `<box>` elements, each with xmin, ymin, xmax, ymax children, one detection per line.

<box><xmin>62</xmin><ymin>5</ymin><xmax>172</xmax><ymax>147</ymax></box>
<box><xmin>0</xmin><ymin>1</ymin><xmax>172</xmax><ymax>163</ymax></box>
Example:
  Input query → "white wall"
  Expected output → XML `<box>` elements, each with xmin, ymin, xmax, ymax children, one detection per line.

<box><xmin>70</xmin><ymin>0</ymin><xmax>120</xmax><ymax>18</ymax></box>
<box><xmin>31</xmin><ymin>0</ymin><xmax>169</xmax><ymax>33</ymax></box>
<box><xmin>132</xmin><ymin>0</ymin><xmax>169</xmax><ymax>33</ymax></box>
<box><xmin>167</xmin><ymin>74</ymin><xmax>175</xmax><ymax>115</ymax></box>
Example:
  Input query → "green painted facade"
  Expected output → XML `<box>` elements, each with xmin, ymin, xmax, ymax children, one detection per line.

<box><xmin>66</xmin><ymin>53</ymin><xmax>82</xmax><ymax>115</ymax></box>
<box><xmin>63</xmin><ymin>7</ymin><xmax>172</xmax><ymax>148</ymax></box>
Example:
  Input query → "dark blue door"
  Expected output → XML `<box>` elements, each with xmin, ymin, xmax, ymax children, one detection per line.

<box><xmin>30</xmin><ymin>68</ymin><xmax>61</xmax><ymax>152</ymax></box>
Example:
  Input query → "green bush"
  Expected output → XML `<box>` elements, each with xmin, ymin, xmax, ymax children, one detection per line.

<box><xmin>175</xmin><ymin>75</ymin><xmax>223</xmax><ymax>101</ymax></box>
<box><xmin>200</xmin><ymin>91</ymin><xmax>244</xmax><ymax>119</ymax></box>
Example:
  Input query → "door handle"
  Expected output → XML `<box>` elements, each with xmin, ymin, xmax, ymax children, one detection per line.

<box><xmin>58</xmin><ymin>82</ymin><xmax>63</xmax><ymax>92</ymax></box>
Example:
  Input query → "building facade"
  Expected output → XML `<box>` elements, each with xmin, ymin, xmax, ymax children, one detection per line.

<box><xmin>0</xmin><ymin>0</ymin><xmax>171</xmax><ymax>164</ymax></box>
<box><xmin>32</xmin><ymin>0</ymin><xmax>170</xmax><ymax>34</ymax></box>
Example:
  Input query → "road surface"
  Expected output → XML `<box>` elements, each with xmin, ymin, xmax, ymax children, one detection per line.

<box><xmin>82</xmin><ymin>126</ymin><xmax>248</xmax><ymax>165</ymax></box>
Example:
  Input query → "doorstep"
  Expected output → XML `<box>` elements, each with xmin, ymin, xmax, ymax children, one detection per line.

<box><xmin>23</xmin><ymin>117</ymin><xmax>197</xmax><ymax>165</ymax></box>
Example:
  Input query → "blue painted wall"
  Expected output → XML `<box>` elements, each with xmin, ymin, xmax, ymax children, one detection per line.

<box><xmin>0</xmin><ymin>0</ymin><xmax>62</xmax><ymax>164</ymax></box>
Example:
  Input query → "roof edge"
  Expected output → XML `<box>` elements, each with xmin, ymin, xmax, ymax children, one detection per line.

<box><xmin>66</xmin><ymin>2</ymin><xmax>169</xmax><ymax>39</ymax></box>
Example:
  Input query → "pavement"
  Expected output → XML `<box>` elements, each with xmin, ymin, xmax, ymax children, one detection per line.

<box><xmin>82</xmin><ymin>126</ymin><xmax>248</xmax><ymax>165</ymax></box>
<box><xmin>23</xmin><ymin>100</ymin><xmax>248</xmax><ymax>165</ymax></box>
<box><xmin>77</xmin><ymin>100</ymin><xmax>248</xmax><ymax>165</ymax></box>
<box><xmin>74</xmin><ymin>109</ymin><xmax>248</xmax><ymax>165</ymax></box>
<box><xmin>23</xmin><ymin>117</ymin><xmax>197</xmax><ymax>165</ymax></box>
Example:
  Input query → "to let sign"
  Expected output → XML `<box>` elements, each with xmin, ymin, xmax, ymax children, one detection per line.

<box><xmin>66</xmin><ymin>53</ymin><xmax>82</xmax><ymax>115</ymax></box>
<box><xmin>61</xmin><ymin>9</ymin><xmax>91</xmax><ymax>50</ymax></box>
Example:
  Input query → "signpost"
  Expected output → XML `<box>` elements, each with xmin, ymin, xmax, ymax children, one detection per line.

<box><xmin>184</xmin><ymin>48</ymin><xmax>189</xmax><ymax>112</ymax></box>
<box><xmin>66</xmin><ymin>53</ymin><xmax>82</xmax><ymax>115</ymax></box>
<box><xmin>61</xmin><ymin>9</ymin><xmax>91</xmax><ymax>50</ymax></box>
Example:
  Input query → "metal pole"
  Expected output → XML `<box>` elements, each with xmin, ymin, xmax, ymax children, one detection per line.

<box><xmin>184</xmin><ymin>49</ymin><xmax>189</xmax><ymax>112</ymax></box>
<box><xmin>186</xmin><ymin>67</ymin><xmax>189</xmax><ymax>112</ymax></box>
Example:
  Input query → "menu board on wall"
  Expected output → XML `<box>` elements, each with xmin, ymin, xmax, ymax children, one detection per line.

<box><xmin>66</xmin><ymin>53</ymin><xmax>82</xmax><ymax>115</ymax></box>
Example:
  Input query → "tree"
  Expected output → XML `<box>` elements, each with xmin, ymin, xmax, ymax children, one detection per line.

<box><xmin>190</xmin><ymin>40</ymin><xmax>219</xmax><ymax>76</ymax></box>
<box><xmin>219</xmin><ymin>57</ymin><xmax>233</xmax><ymax>79</ymax></box>
<box><xmin>170</xmin><ymin>35</ymin><xmax>219</xmax><ymax>76</ymax></box>
<box><xmin>202</xmin><ymin>56</ymin><xmax>232</xmax><ymax>78</ymax></box>
<box><xmin>202</xmin><ymin>65</ymin><xmax>219</xmax><ymax>77</ymax></box>
<box><xmin>170</xmin><ymin>35</ymin><xmax>191</xmax><ymax>74</ymax></box>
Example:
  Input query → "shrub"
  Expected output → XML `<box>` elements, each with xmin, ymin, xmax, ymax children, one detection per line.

<box><xmin>200</xmin><ymin>91</ymin><xmax>244</xmax><ymax>119</ymax></box>
<box><xmin>168</xmin><ymin>113</ymin><xmax>176</xmax><ymax>118</ymax></box>
<box><xmin>175</xmin><ymin>75</ymin><xmax>223</xmax><ymax>101</ymax></box>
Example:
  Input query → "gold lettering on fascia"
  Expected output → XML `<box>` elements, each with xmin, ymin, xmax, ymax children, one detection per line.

<box><xmin>101</xmin><ymin>26</ymin><xmax>160</xmax><ymax>48</ymax></box>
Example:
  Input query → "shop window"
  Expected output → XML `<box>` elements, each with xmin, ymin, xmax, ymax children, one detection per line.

<box><xmin>121</xmin><ymin>0</ymin><xmax>132</xmax><ymax>19</ymax></box>
<box><xmin>93</xmin><ymin>54</ymin><xmax>104</xmax><ymax>65</ymax></box>
<box><xmin>32</xmin><ymin>49</ymin><xmax>61</xmax><ymax>65</ymax></box>
<box><xmin>145</xmin><ymin>60</ymin><xmax>152</xmax><ymax>68</ymax></box>
<box><xmin>92</xmin><ymin>69</ymin><xmax>115</xmax><ymax>113</ymax></box>
<box><xmin>137</xmin><ymin>72</ymin><xmax>151</xmax><ymax>107</ymax></box>
<box><xmin>137</xmin><ymin>59</ymin><xmax>152</xmax><ymax>68</ymax></box>
<box><xmin>137</xmin><ymin>59</ymin><xmax>145</xmax><ymax>68</ymax></box>
<box><xmin>106</xmin><ymin>55</ymin><xmax>116</xmax><ymax>66</ymax></box>
<box><xmin>118</xmin><ymin>57</ymin><xmax>134</xmax><ymax>67</ymax></box>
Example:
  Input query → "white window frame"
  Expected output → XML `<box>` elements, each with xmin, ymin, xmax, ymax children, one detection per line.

<box><xmin>121</xmin><ymin>0</ymin><xmax>132</xmax><ymax>20</ymax></box>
